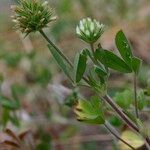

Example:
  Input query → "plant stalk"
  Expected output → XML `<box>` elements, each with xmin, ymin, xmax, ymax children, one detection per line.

<box><xmin>102</xmin><ymin>95</ymin><xmax>150</xmax><ymax>147</ymax></box>
<box><xmin>104</xmin><ymin>123</ymin><xmax>136</xmax><ymax>150</ymax></box>
<box><xmin>90</xmin><ymin>43</ymin><xmax>95</xmax><ymax>54</ymax></box>
<box><xmin>102</xmin><ymin>95</ymin><xmax>139</xmax><ymax>132</ymax></box>
<box><xmin>133</xmin><ymin>73</ymin><xmax>139</xmax><ymax>118</ymax></box>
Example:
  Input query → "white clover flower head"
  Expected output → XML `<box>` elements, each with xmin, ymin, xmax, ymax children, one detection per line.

<box><xmin>76</xmin><ymin>26</ymin><xmax>80</xmax><ymax>35</ymax></box>
<box><xmin>42</xmin><ymin>1</ymin><xmax>48</xmax><ymax>6</ymax></box>
<box><xmin>76</xmin><ymin>17</ymin><xmax>105</xmax><ymax>43</ymax></box>
<box><xmin>11</xmin><ymin>0</ymin><xmax>57</xmax><ymax>35</ymax></box>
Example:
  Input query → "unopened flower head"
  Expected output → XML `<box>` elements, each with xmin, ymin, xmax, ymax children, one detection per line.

<box><xmin>11</xmin><ymin>0</ymin><xmax>57</xmax><ymax>35</ymax></box>
<box><xmin>76</xmin><ymin>18</ymin><xmax>105</xmax><ymax>43</ymax></box>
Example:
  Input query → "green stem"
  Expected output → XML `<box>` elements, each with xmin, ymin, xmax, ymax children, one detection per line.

<box><xmin>90</xmin><ymin>43</ymin><xmax>95</xmax><ymax>54</ymax></box>
<box><xmin>39</xmin><ymin>29</ymin><xmax>73</xmax><ymax>68</ymax></box>
<box><xmin>89</xmin><ymin>43</ymin><xmax>98</xmax><ymax>64</ymax></box>
<box><xmin>133</xmin><ymin>73</ymin><xmax>139</xmax><ymax>118</ymax></box>
<box><xmin>104</xmin><ymin>123</ymin><xmax>136</xmax><ymax>150</ymax></box>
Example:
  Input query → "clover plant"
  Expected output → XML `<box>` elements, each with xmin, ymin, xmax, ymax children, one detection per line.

<box><xmin>11</xmin><ymin>0</ymin><xmax>150</xmax><ymax>149</ymax></box>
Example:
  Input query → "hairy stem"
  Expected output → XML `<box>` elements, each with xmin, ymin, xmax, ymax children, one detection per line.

<box><xmin>104</xmin><ymin>123</ymin><xmax>136</xmax><ymax>150</ymax></box>
<box><xmin>102</xmin><ymin>95</ymin><xmax>139</xmax><ymax>132</ymax></box>
<box><xmin>102</xmin><ymin>95</ymin><xmax>150</xmax><ymax>147</ymax></box>
<box><xmin>133</xmin><ymin>73</ymin><xmax>139</xmax><ymax>118</ymax></box>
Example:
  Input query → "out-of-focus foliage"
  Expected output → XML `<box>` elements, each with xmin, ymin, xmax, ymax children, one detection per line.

<box><xmin>119</xmin><ymin>130</ymin><xmax>144</xmax><ymax>150</ymax></box>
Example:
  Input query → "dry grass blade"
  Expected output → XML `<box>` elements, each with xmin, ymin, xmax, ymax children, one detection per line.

<box><xmin>19</xmin><ymin>130</ymin><xmax>30</xmax><ymax>140</ymax></box>
<box><xmin>5</xmin><ymin>129</ymin><xmax>21</xmax><ymax>144</ymax></box>
<box><xmin>2</xmin><ymin>140</ymin><xmax>20</xmax><ymax>148</ymax></box>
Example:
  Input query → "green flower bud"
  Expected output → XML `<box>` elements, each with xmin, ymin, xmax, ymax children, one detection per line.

<box><xmin>76</xmin><ymin>18</ymin><xmax>105</xmax><ymax>43</ymax></box>
<box><xmin>11</xmin><ymin>0</ymin><xmax>57</xmax><ymax>35</ymax></box>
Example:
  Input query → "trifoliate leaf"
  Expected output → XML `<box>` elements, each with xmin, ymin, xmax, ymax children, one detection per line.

<box><xmin>74</xmin><ymin>96</ymin><xmax>105</xmax><ymax>124</ymax></box>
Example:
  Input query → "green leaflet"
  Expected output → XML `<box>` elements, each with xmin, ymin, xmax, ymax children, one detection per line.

<box><xmin>95</xmin><ymin>49</ymin><xmax>132</xmax><ymax>73</ymax></box>
<box><xmin>0</xmin><ymin>96</ymin><xmax>20</xmax><ymax>110</ymax></box>
<box><xmin>47</xmin><ymin>44</ymin><xmax>73</xmax><ymax>82</ymax></box>
<box><xmin>65</xmin><ymin>90</ymin><xmax>78</xmax><ymax>107</ymax></box>
<box><xmin>2</xmin><ymin>108</ymin><xmax>10</xmax><ymax>127</ymax></box>
<box><xmin>94</xmin><ymin>65</ymin><xmax>107</xmax><ymax>84</ymax></box>
<box><xmin>137</xmin><ymin>90</ymin><xmax>145</xmax><ymax>110</ymax></box>
<box><xmin>74</xmin><ymin>50</ymin><xmax>87</xmax><ymax>83</ymax></box>
<box><xmin>108</xmin><ymin>116</ymin><xmax>122</xmax><ymax>127</ymax></box>
<box><xmin>94</xmin><ymin>65</ymin><xmax>107</xmax><ymax>77</ymax></box>
<box><xmin>115</xmin><ymin>30</ymin><xmax>142</xmax><ymax>74</ymax></box>
<box><xmin>132</xmin><ymin>57</ymin><xmax>142</xmax><ymax>75</ymax></box>
<box><xmin>115</xmin><ymin>30</ymin><xmax>133</xmax><ymax>66</ymax></box>
<box><xmin>74</xmin><ymin>96</ymin><xmax>105</xmax><ymax>124</ymax></box>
